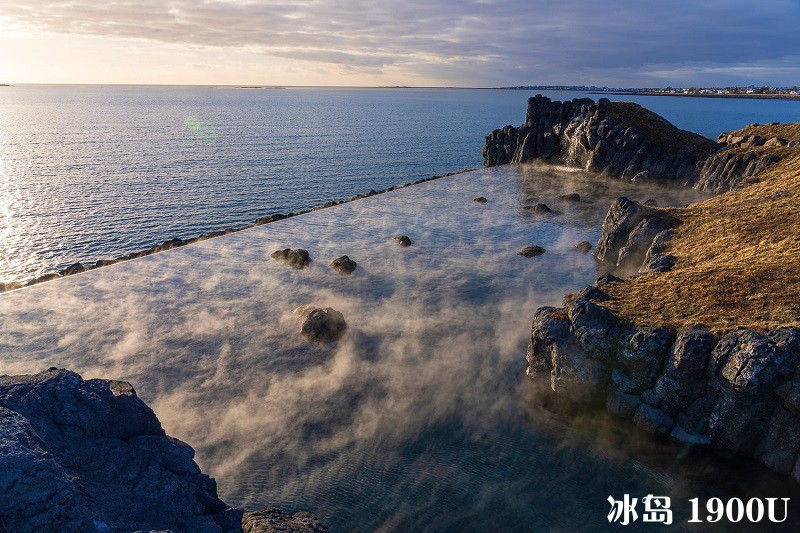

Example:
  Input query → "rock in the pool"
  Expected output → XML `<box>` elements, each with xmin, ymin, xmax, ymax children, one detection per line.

<box><xmin>294</xmin><ymin>306</ymin><xmax>348</xmax><ymax>343</ymax></box>
<box><xmin>557</xmin><ymin>193</ymin><xmax>581</xmax><ymax>202</ymax></box>
<box><xmin>575</xmin><ymin>241</ymin><xmax>593</xmax><ymax>253</ymax></box>
<box><xmin>271</xmin><ymin>248</ymin><xmax>311</xmax><ymax>269</ymax></box>
<box><xmin>392</xmin><ymin>236</ymin><xmax>412</xmax><ymax>247</ymax></box>
<box><xmin>518</xmin><ymin>245</ymin><xmax>546</xmax><ymax>258</ymax></box>
<box><xmin>330</xmin><ymin>255</ymin><xmax>357</xmax><ymax>275</ymax></box>
<box><xmin>473</xmin><ymin>197</ymin><xmax>488</xmax><ymax>204</ymax></box>
<box><xmin>526</xmin><ymin>203</ymin><xmax>552</xmax><ymax>214</ymax></box>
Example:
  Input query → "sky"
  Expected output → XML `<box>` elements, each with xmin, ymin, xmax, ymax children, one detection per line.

<box><xmin>1</xmin><ymin>0</ymin><xmax>799</xmax><ymax>87</ymax></box>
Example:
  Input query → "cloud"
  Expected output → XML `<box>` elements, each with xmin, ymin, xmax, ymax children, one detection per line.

<box><xmin>1</xmin><ymin>0</ymin><xmax>799</xmax><ymax>85</ymax></box>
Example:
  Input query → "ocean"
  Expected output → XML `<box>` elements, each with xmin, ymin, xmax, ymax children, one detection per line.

<box><xmin>1</xmin><ymin>85</ymin><xmax>799</xmax><ymax>282</ymax></box>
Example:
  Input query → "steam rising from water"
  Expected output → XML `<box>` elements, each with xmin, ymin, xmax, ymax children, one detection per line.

<box><xmin>1</xmin><ymin>166</ymin><xmax>739</xmax><ymax>529</ymax></box>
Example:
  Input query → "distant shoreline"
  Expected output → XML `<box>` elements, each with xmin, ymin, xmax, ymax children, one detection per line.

<box><xmin>589</xmin><ymin>91</ymin><xmax>800</xmax><ymax>101</ymax></box>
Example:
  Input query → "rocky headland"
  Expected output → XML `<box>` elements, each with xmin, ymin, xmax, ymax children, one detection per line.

<box><xmin>0</xmin><ymin>368</ymin><xmax>328</xmax><ymax>532</ymax></box>
<box><xmin>507</xmin><ymin>112</ymin><xmax>800</xmax><ymax>482</ymax></box>
<box><xmin>483</xmin><ymin>95</ymin><xmax>790</xmax><ymax>193</ymax></box>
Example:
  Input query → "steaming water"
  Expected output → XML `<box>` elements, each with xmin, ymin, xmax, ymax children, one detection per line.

<box><xmin>3</xmin><ymin>85</ymin><xmax>800</xmax><ymax>283</ymax></box>
<box><xmin>3</xmin><ymin>165</ymin><xmax>799</xmax><ymax>530</ymax></box>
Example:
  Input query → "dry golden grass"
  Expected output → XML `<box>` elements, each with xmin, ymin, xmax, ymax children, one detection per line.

<box><xmin>721</xmin><ymin>123</ymin><xmax>800</xmax><ymax>162</ymax></box>
<box><xmin>605</xmin><ymin>102</ymin><xmax>720</xmax><ymax>160</ymax></box>
<box><xmin>727</xmin><ymin>122</ymin><xmax>800</xmax><ymax>143</ymax></box>
<box><xmin>598</xmin><ymin>135</ymin><xmax>800</xmax><ymax>334</ymax></box>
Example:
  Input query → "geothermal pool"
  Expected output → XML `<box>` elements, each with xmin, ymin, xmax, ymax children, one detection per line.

<box><xmin>1</xmin><ymin>165</ymin><xmax>795</xmax><ymax>530</ymax></box>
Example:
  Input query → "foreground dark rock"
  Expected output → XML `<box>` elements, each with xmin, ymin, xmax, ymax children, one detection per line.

<box><xmin>0</xmin><ymin>369</ymin><xmax>326</xmax><ymax>531</ymax></box>
<box><xmin>525</xmin><ymin>283</ymin><xmax>800</xmax><ymax>483</ymax></box>
<box><xmin>271</xmin><ymin>249</ymin><xmax>312</xmax><ymax>269</ymax></box>
<box><xmin>483</xmin><ymin>95</ymin><xmax>779</xmax><ymax>193</ymax></box>
<box><xmin>329</xmin><ymin>255</ymin><xmax>357</xmax><ymax>275</ymax></box>
<box><xmin>294</xmin><ymin>306</ymin><xmax>348</xmax><ymax>343</ymax></box>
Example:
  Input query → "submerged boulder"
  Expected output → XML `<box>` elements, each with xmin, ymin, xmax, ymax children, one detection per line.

<box><xmin>473</xmin><ymin>197</ymin><xmax>488</xmax><ymax>204</ymax></box>
<box><xmin>271</xmin><ymin>248</ymin><xmax>312</xmax><ymax>269</ymax></box>
<box><xmin>526</xmin><ymin>203</ymin><xmax>552</xmax><ymax>214</ymax></box>
<box><xmin>557</xmin><ymin>193</ymin><xmax>581</xmax><ymax>202</ymax></box>
<box><xmin>392</xmin><ymin>236</ymin><xmax>412</xmax><ymax>247</ymax></box>
<box><xmin>518</xmin><ymin>245</ymin><xmax>546</xmax><ymax>258</ymax></box>
<box><xmin>329</xmin><ymin>255</ymin><xmax>357</xmax><ymax>275</ymax></box>
<box><xmin>575</xmin><ymin>241</ymin><xmax>593</xmax><ymax>253</ymax></box>
<box><xmin>294</xmin><ymin>306</ymin><xmax>348</xmax><ymax>343</ymax></box>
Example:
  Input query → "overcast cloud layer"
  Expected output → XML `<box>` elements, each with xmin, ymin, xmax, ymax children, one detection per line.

<box><xmin>2</xmin><ymin>0</ymin><xmax>799</xmax><ymax>86</ymax></box>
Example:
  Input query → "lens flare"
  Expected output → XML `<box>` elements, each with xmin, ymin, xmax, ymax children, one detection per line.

<box><xmin>184</xmin><ymin>116</ymin><xmax>218</xmax><ymax>142</ymax></box>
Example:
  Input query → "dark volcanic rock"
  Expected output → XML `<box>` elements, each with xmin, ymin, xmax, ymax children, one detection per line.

<box><xmin>473</xmin><ymin>197</ymin><xmax>488</xmax><ymax>204</ymax></box>
<box><xmin>294</xmin><ymin>306</ymin><xmax>348</xmax><ymax>343</ymax></box>
<box><xmin>639</xmin><ymin>229</ymin><xmax>676</xmax><ymax>274</ymax></box>
<box><xmin>518</xmin><ymin>245</ymin><xmax>546</xmax><ymax>258</ymax></box>
<box><xmin>392</xmin><ymin>235</ymin><xmax>412</xmax><ymax>247</ymax></box>
<box><xmin>594</xmin><ymin>198</ymin><xmax>678</xmax><ymax>276</ymax></box>
<box><xmin>59</xmin><ymin>263</ymin><xmax>86</xmax><ymax>276</ymax></box>
<box><xmin>0</xmin><ymin>369</ymin><xmax>229</xmax><ymax>531</ymax></box>
<box><xmin>593</xmin><ymin>197</ymin><xmax>646</xmax><ymax>264</ymax></box>
<box><xmin>271</xmin><ymin>248</ymin><xmax>311</xmax><ymax>269</ymax></box>
<box><xmin>557</xmin><ymin>193</ymin><xmax>581</xmax><ymax>202</ymax></box>
<box><xmin>616</xmin><ymin>216</ymin><xmax>667</xmax><ymax>272</ymax></box>
<box><xmin>0</xmin><ymin>369</ymin><xmax>329</xmax><ymax>531</ymax></box>
<box><xmin>484</xmin><ymin>95</ymin><xmax>776</xmax><ymax>193</ymax></box>
<box><xmin>254</xmin><ymin>214</ymin><xmax>286</xmax><ymax>226</ymax></box>
<box><xmin>526</xmin><ymin>203</ymin><xmax>552</xmax><ymax>214</ymax></box>
<box><xmin>575</xmin><ymin>241</ymin><xmax>593</xmax><ymax>253</ymax></box>
<box><xmin>329</xmin><ymin>255</ymin><xmax>357</xmax><ymax>275</ymax></box>
<box><xmin>242</xmin><ymin>509</ymin><xmax>329</xmax><ymax>532</ymax></box>
<box><xmin>634</xmin><ymin>404</ymin><xmax>674</xmax><ymax>437</ymax></box>
<box><xmin>525</xmin><ymin>289</ymin><xmax>800</xmax><ymax>483</ymax></box>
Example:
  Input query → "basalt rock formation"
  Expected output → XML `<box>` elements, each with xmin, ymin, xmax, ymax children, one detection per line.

<box><xmin>526</xmin><ymin>283</ymin><xmax>800</xmax><ymax>483</ymax></box>
<box><xmin>592</xmin><ymin>197</ymin><xmax>679</xmax><ymax>277</ymax></box>
<box><xmin>483</xmin><ymin>95</ymin><xmax>780</xmax><ymax>194</ymax></box>
<box><xmin>0</xmin><ymin>368</ymin><xmax>327</xmax><ymax>532</ymax></box>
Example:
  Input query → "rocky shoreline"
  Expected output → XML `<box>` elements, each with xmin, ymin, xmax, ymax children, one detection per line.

<box><xmin>483</xmin><ymin>94</ymin><xmax>788</xmax><ymax>193</ymax></box>
<box><xmin>482</xmin><ymin>96</ymin><xmax>800</xmax><ymax>484</ymax></box>
<box><xmin>0</xmin><ymin>368</ymin><xmax>329</xmax><ymax>532</ymax></box>
<box><xmin>525</xmin><ymin>192</ymin><xmax>800</xmax><ymax>482</ymax></box>
<box><xmin>0</xmin><ymin>168</ymin><xmax>475</xmax><ymax>294</ymax></box>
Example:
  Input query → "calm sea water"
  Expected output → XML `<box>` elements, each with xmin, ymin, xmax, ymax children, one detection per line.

<box><xmin>3</xmin><ymin>166</ymin><xmax>798</xmax><ymax>530</ymax></box>
<box><xmin>1</xmin><ymin>85</ymin><xmax>799</xmax><ymax>282</ymax></box>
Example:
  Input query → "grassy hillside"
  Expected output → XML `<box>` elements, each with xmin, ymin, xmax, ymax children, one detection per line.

<box><xmin>605</xmin><ymin>101</ymin><xmax>720</xmax><ymax>160</ymax></box>
<box><xmin>597</xmin><ymin>123</ymin><xmax>800</xmax><ymax>334</ymax></box>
